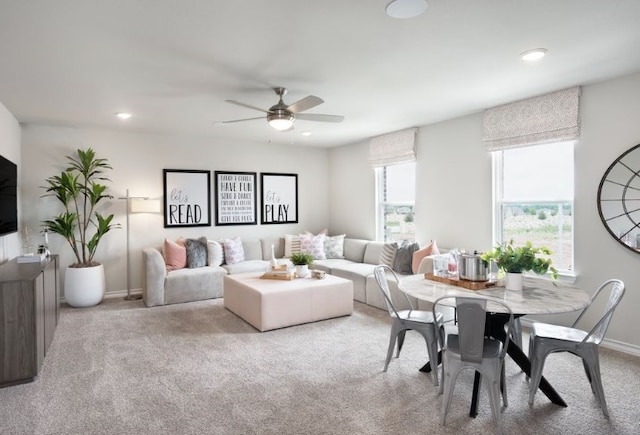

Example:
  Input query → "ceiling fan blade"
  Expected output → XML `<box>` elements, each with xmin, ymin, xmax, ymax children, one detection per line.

<box><xmin>286</xmin><ymin>95</ymin><xmax>324</xmax><ymax>113</ymax></box>
<box><xmin>214</xmin><ymin>116</ymin><xmax>264</xmax><ymax>125</ymax></box>
<box><xmin>225</xmin><ymin>99</ymin><xmax>270</xmax><ymax>114</ymax></box>
<box><xmin>295</xmin><ymin>113</ymin><xmax>344</xmax><ymax>123</ymax></box>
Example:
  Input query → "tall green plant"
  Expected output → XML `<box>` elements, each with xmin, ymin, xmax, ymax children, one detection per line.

<box><xmin>42</xmin><ymin>148</ymin><xmax>119</xmax><ymax>267</ymax></box>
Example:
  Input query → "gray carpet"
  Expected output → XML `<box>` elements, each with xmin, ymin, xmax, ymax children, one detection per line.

<box><xmin>1</xmin><ymin>298</ymin><xmax>639</xmax><ymax>435</ymax></box>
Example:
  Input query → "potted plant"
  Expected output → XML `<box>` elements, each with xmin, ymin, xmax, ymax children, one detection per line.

<box><xmin>481</xmin><ymin>240</ymin><xmax>558</xmax><ymax>291</ymax></box>
<box><xmin>42</xmin><ymin>148</ymin><xmax>119</xmax><ymax>307</ymax></box>
<box><xmin>290</xmin><ymin>252</ymin><xmax>314</xmax><ymax>278</ymax></box>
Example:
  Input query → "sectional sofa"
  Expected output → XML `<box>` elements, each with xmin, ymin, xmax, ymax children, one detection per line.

<box><xmin>142</xmin><ymin>237</ymin><xmax>441</xmax><ymax>311</ymax></box>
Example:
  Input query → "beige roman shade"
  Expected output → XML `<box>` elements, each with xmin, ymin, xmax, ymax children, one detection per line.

<box><xmin>369</xmin><ymin>128</ymin><xmax>417</xmax><ymax>167</ymax></box>
<box><xmin>482</xmin><ymin>86</ymin><xmax>581</xmax><ymax>151</ymax></box>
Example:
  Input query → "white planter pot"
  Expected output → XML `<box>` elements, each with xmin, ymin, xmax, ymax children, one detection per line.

<box><xmin>295</xmin><ymin>265</ymin><xmax>310</xmax><ymax>278</ymax></box>
<box><xmin>64</xmin><ymin>264</ymin><xmax>106</xmax><ymax>307</ymax></box>
<box><xmin>505</xmin><ymin>272</ymin><xmax>523</xmax><ymax>291</ymax></box>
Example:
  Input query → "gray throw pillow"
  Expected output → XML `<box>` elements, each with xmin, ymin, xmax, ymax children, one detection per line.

<box><xmin>185</xmin><ymin>237</ymin><xmax>208</xmax><ymax>268</ymax></box>
<box><xmin>393</xmin><ymin>241</ymin><xmax>419</xmax><ymax>274</ymax></box>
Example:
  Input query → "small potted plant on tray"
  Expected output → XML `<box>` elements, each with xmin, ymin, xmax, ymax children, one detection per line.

<box><xmin>481</xmin><ymin>240</ymin><xmax>558</xmax><ymax>291</ymax></box>
<box><xmin>290</xmin><ymin>252</ymin><xmax>314</xmax><ymax>278</ymax></box>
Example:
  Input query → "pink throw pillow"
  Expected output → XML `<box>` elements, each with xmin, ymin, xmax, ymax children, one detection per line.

<box><xmin>223</xmin><ymin>237</ymin><xmax>245</xmax><ymax>265</ymax></box>
<box><xmin>412</xmin><ymin>240</ymin><xmax>440</xmax><ymax>274</ymax></box>
<box><xmin>163</xmin><ymin>238</ymin><xmax>187</xmax><ymax>271</ymax></box>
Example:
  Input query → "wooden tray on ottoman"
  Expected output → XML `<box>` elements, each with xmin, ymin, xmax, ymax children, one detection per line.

<box><xmin>424</xmin><ymin>273</ymin><xmax>496</xmax><ymax>291</ymax></box>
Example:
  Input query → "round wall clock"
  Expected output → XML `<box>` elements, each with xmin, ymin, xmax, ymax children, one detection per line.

<box><xmin>597</xmin><ymin>143</ymin><xmax>640</xmax><ymax>254</ymax></box>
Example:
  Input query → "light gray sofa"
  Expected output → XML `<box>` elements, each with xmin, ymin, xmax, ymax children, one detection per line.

<box><xmin>143</xmin><ymin>236</ymin><xmax>441</xmax><ymax>310</ymax></box>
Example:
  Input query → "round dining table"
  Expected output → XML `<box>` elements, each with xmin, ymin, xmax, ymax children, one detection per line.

<box><xmin>399</xmin><ymin>274</ymin><xmax>591</xmax><ymax>415</ymax></box>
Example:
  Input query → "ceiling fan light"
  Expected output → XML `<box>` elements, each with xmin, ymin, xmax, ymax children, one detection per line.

<box><xmin>267</xmin><ymin>111</ymin><xmax>294</xmax><ymax>131</ymax></box>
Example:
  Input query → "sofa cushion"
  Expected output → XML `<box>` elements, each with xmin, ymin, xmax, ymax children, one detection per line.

<box><xmin>162</xmin><ymin>238</ymin><xmax>187</xmax><ymax>271</ymax></box>
<box><xmin>164</xmin><ymin>266</ymin><xmax>226</xmax><ymax>305</ymax></box>
<box><xmin>324</xmin><ymin>234</ymin><xmax>345</xmax><ymax>259</ymax></box>
<box><xmin>207</xmin><ymin>239</ymin><xmax>224</xmax><ymax>266</ymax></box>
<box><xmin>241</xmin><ymin>238</ymin><xmax>264</xmax><ymax>261</ymax></box>
<box><xmin>342</xmin><ymin>238</ymin><xmax>368</xmax><ymax>263</ymax></box>
<box><xmin>185</xmin><ymin>237</ymin><xmax>208</xmax><ymax>268</ymax></box>
<box><xmin>393</xmin><ymin>241</ymin><xmax>419</xmax><ymax>274</ymax></box>
<box><xmin>223</xmin><ymin>237</ymin><xmax>245</xmax><ymax>264</ymax></box>
<box><xmin>311</xmin><ymin>258</ymin><xmax>356</xmax><ymax>273</ymax></box>
<box><xmin>412</xmin><ymin>240</ymin><xmax>440</xmax><ymax>274</ymax></box>
<box><xmin>300</xmin><ymin>233</ymin><xmax>326</xmax><ymax>260</ymax></box>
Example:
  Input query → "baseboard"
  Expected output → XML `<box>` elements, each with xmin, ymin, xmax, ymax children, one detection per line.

<box><xmin>61</xmin><ymin>288</ymin><xmax>143</xmax><ymax>304</ymax></box>
<box><xmin>520</xmin><ymin>318</ymin><xmax>640</xmax><ymax>357</ymax></box>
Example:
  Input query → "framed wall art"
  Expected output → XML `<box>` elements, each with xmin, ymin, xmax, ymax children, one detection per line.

<box><xmin>214</xmin><ymin>171</ymin><xmax>257</xmax><ymax>226</ymax></box>
<box><xmin>163</xmin><ymin>169</ymin><xmax>211</xmax><ymax>228</ymax></box>
<box><xmin>261</xmin><ymin>172</ymin><xmax>298</xmax><ymax>224</ymax></box>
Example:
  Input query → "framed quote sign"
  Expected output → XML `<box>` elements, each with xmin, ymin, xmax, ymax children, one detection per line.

<box><xmin>163</xmin><ymin>169</ymin><xmax>211</xmax><ymax>228</ymax></box>
<box><xmin>214</xmin><ymin>171</ymin><xmax>257</xmax><ymax>226</ymax></box>
<box><xmin>261</xmin><ymin>172</ymin><xmax>298</xmax><ymax>224</ymax></box>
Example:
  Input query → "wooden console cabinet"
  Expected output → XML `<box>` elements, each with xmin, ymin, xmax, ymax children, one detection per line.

<box><xmin>0</xmin><ymin>255</ymin><xmax>59</xmax><ymax>387</ymax></box>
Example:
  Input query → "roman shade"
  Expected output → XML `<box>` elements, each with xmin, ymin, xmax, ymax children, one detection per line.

<box><xmin>482</xmin><ymin>87</ymin><xmax>581</xmax><ymax>151</ymax></box>
<box><xmin>369</xmin><ymin>128</ymin><xmax>417</xmax><ymax>167</ymax></box>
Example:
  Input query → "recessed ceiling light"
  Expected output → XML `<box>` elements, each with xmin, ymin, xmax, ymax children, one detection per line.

<box><xmin>520</xmin><ymin>48</ymin><xmax>548</xmax><ymax>62</ymax></box>
<box><xmin>301</xmin><ymin>131</ymin><xmax>312</xmax><ymax>137</ymax></box>
<box><xmin>386</xmin><ymin>0</ymin><xmax>428</xmax><ymax>19</ymax></box>
<box><xmin>116</xmin><ymin>112</ymin><xmax>131</xmax><ymax>120</ymax></box>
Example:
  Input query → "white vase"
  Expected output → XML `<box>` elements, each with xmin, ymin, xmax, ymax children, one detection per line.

<box><xmin>295</xmin><ymin>264</ymin><xmax>310</xmax><ymax>278</ymax></box>
<box><xmin>505</xmin><ymin>272</ymin><xmax>523</xmax><ymax>291</ymax></box>
<box><xmin>64</xmin><ymin>264</ymin><xmax>106</xmax><ymax>307</ymax></box>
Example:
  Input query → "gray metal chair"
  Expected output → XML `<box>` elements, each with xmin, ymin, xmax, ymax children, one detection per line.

<box><xmin>373</xmin><ymin>265</ymin><xmax>442</xmax><ymax>385</ymax></box>
<box><xmin>433</xmin><ymin>295</ymin><xmax>514</xmax><ymax>430</ymax></box>
<box><xmin>528</xmin><ymin>278</ymin><xmax>625</xmax><ymax>418</ymax></box>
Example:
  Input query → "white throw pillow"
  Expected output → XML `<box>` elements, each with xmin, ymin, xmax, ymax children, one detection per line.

<box><xmin>207</xmin><ymin>239</ymin><xmax>224</xmax><ymax>266</ymax></box>
<box><xmin>324</xmin><ymin>234</ymin><xmax>345</xmax><ymax>259</ymax></box>
<box><xmin>299</xmin><ymin>233</ymin><xmax>326</xmax><ymax>260</ymax></box>
<box><xmin>223</xmin><ymin>237</ymin><xmax>245</xmax><ymax>265</ymax></box>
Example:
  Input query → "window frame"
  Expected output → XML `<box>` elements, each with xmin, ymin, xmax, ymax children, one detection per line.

<box><xmin>491</xmin><ymin>145</ymin><xmax>575</xmax><ymax>278</ymax></box>
<box><xmin>375</xmin><ymin>163</ymin><xmax>416</xmax><ymax>242</ymax></box>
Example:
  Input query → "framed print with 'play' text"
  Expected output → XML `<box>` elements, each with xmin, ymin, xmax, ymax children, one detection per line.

<box><xmin>261</xmin><ymin>172</ymin><xmax>298</xmax><ymax>224</ymax></box>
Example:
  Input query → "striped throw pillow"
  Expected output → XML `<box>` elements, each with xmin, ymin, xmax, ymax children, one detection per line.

<box><xmin>379</xmin><ymin>242</ymin><xmax>398</xmax><ymax>267</ymax></box>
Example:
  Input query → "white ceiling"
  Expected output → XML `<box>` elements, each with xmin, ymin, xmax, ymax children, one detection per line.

<box><xmin>1</xmin><ymin>0</ymin><xmax>640</xmax><ymax>148</ymax></box>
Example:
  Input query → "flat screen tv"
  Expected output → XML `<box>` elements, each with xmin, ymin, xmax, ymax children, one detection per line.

<box><xmin>0</xmin><ymin>154</ymin><xmax>18</xmax><ymax>236</ymax></box>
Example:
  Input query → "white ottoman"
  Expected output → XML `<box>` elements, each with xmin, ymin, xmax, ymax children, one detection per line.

<box><xmin>224</xmin><ymin>272</ymin><xmax>354</xmax><ymax>331</ymax></box>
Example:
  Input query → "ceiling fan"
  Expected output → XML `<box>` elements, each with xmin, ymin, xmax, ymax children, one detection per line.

<box><xmin>217</xmin><ymin>87</ymin><xmax>344</xmax><ymax>131</ymax></box>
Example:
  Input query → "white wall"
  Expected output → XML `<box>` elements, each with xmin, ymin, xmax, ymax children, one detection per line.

<box><xmin>329</xmin><ymin>72</ymin><xmax>640</xmax><ymax>352</ymax></box>
<box><xmin>20</xmin><ymin>125</ymin><xmax>330</xmax><ymax>297</ymax></box>
<box><xmin>0</xmin><ymin>101</ymin><xmax>21</xmax><ymax>262</ymax></box>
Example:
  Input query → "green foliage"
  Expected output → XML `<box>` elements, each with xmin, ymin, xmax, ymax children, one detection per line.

<box><xmin>404</xmin><ymin>213</ymin><xmax>414</xmax><ymax>223</ymax></box>
<box><xmin>290</xmin><ymin>252</ymin><xmax>314</xmax><ymax>266</ymax></box>
<box><xmin>42</xmin><ymin>148</ymin><xmax>119</xmax><ymax>267</ymax></box>
<box><xmin>481</xmin><ymin>239</ymin><xmax>558</xmax><ymax>279</ymax></box>
<box><xmin>537</xmin><ymin>210</ymin><xmax>547</xmax><ymax>220</ymax></box>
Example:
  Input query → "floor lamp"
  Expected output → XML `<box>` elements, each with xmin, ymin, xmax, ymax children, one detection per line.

<box><xmin>119</xmin><ymin>189</ymin><xmax>152</xmax><ymax>301</ymax></box>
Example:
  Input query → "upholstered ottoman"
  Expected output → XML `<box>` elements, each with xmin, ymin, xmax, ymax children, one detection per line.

<box><xmin>224</xmin><ymin>272</ymin><xmax>354</xmax><ymax>331</ymax></box>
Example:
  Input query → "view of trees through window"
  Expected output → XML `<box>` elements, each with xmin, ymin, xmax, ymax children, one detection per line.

<box><xmin>501</xmin><ymin>202</ymin><xmax>573</xmax><ymax>271</ymax></box>
<box><xmin>378</xmin><ymin>162</ymin><xmax>415</xmax><ymax>242</ymax></box>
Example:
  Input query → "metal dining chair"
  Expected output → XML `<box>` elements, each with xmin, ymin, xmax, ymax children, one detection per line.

<box><xmin>432</xmin><ymin>295</ymin><xmax>514</xmax><ymax>430</ymax></box>
<box><xmin>528</xmin><ymin>278</ymin><xmax>625</xmax><ymax>417</ymax></box>
<box><xmin>373</xmin><ymin>265</ymin><xmax>442</xmax><ymax>385</ymax></box>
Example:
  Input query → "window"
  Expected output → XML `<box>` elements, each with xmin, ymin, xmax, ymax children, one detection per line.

<box><xmin>376</xmin><ymin>162</ymin><xmax>416</xmax><ymax>242</ymax></box>
<box><xmin>493</xmin><ymin>141</ymin><xmax>574</xmax><ymax>273</ymax></box>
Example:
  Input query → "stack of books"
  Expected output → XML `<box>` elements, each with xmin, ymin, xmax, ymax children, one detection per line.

<box><xmin>261</xmin><ymin>270</ymin><xmax>295</xmax><ymax>280</ymax></box>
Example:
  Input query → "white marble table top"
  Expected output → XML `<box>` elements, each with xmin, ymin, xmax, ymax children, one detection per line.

<box><xmin>399</xmin><ymin>274</ymin><xmax>591</xmax><ymax>315</ymax></box>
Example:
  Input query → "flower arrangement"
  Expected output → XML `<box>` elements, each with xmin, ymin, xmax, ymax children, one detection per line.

<box><xmin>481</xmin><ymin>240</ymin><xmax>558</xmax><ymax>279</ymax></box>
